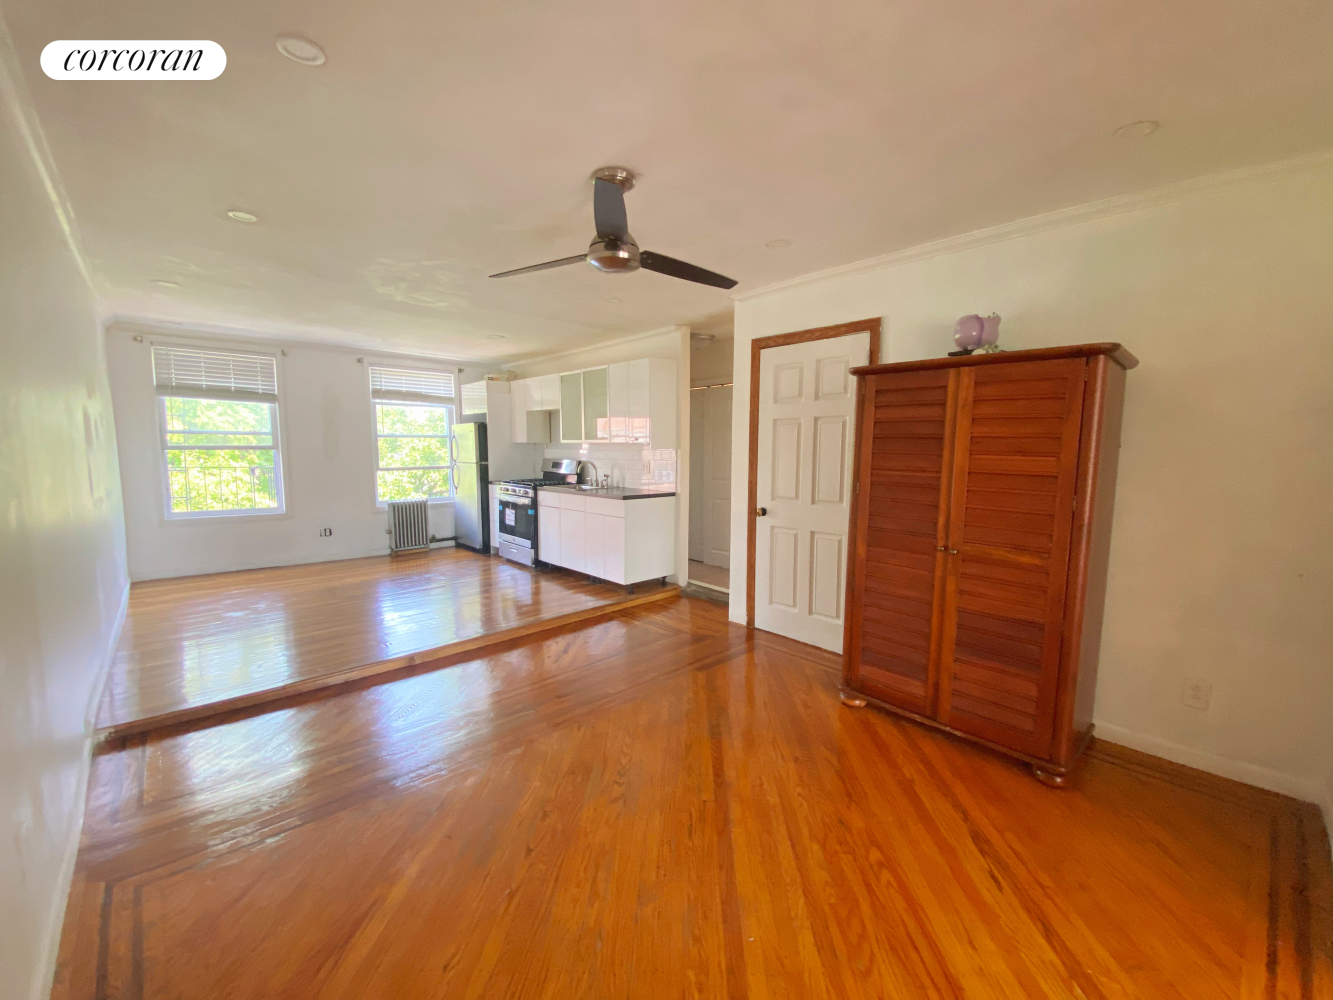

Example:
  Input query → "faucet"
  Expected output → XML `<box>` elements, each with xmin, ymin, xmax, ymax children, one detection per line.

<box><xmin>577</xmin><ymin>460</ymin><xmax>598</xmax><ymax>486</ymax></box>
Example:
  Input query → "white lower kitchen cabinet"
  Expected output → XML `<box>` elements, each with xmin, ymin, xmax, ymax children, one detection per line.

<box><xmin>537</xmin><ymin>491</ymin><xmax>560</xmax><ymax>566</ymax></box>
<box><xmin>558</xmin><ymin>506</ymin><xmax>585</xmax><ymax>574</ymax></box>
<box><xmin>585</xmin><ymin>509</ymin><xmax>626</xmax><ymax>584</ymax></box>
<box><xmin>540</xmin><ymin>491</ymin><xmax>674</xmax><ymax>586</ymax></box>
<box><xmin>621</xmin><ymin>498</ymin><xmax>674</xmax><ymax>583</ymax></box>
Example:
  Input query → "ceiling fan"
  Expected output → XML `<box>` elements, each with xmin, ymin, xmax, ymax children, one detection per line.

<box><xmin>489</xmin><ymin>168</ymin><xmax>738</xmax><ymax>290</ymax></box>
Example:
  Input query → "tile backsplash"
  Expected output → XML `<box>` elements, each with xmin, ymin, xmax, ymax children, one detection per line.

<box><xmin>543</xmin><ymin>442</ymin><xmax>677</xmax><ymax>488</ymax></box>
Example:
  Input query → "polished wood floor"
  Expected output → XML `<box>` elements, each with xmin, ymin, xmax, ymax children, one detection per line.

<box><xmin>59</xmin><ymin>597</ymin><xmax>1330</xmax><ymax>999</ymax></box>
<box><xmin>98</xmin><ymin>548</ymin><xmax>670</xmax><ymax>739</ymax></box>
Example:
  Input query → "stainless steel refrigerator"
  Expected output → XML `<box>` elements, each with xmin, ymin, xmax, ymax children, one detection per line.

<box><xmin>450</xmin><ymin>421</ymin><xmax>489</xmax><ymax>552</ymax></box>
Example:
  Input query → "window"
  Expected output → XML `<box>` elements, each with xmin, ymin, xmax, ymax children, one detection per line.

<box><xmin>153</xmin><ymin>345</ymin><xmax>284</xmax><ymax>517</ymax></box>
<box><xmin>369</xmin><ymin>365</ymin><xmax>456</xmax><ymax>503</ymax></box>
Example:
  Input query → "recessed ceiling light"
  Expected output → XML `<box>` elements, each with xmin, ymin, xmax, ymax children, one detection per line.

<box><xmin>151</xmin><ymin>279</ymin><xmax>180</xmax><ymax>288</ymax></box>
<box><xmin>606</xmin><ymin>297</ymin><xmax>622</xmax><ymax>304</ymax></box>
<box><xmin>766</xmin><ymin>238</ymin><xmax>792</xmax><ymax>249</ymax></box>
<box><xmin>275</xmin><ymin>34</ymin><xmax>326</xmax><ymax>66</ymax></box>
<box><xmin>487</xmin><ymin>334</ymin><xmax>506</xmax><ymax>340</ymax></box>
<box><xmin>227</xmin><ymin>210</ymin><xmax>258</xmax><ymax>223</ymax></box>
<box><xmin>1113</xmin><ymin>120</ymin><xmax>1160</xmax><ymax>139</ymax></box>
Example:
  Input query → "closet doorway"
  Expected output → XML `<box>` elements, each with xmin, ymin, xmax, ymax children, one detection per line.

<box><xmin>688</xmin><ymin>326</ymin><xmax>733</xmax><ymax>594</ymax></box>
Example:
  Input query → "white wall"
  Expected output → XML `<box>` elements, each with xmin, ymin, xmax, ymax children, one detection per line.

<box><xmin>690</xmin><ymin>333</ymin><xmax>734</xmax><ymax>387</ymax></box>
<box><xmin>0</xmin><ymin>39</ymin><xmax>129</xmax><ymax>1000</ymax></box>
<box><xmin>106</xmin><ymin>325</ymin><xmax>492</xmax><ymax>581</ymax></box>
<box><xmin>730</xmin><ymin>156</ymin><xmax>1333</xmax><ymax>802</ymax></box>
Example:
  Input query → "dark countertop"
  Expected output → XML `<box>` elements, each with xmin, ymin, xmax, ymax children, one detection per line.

<box><xmin>540</xmin><ymin>485</ymin><xmax>676</xmax><ymax>500</ymax></box>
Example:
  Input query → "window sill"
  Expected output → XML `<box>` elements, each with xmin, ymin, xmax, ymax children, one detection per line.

<box><xmin>160</xmin><ymin>508</ymin><xmax>291</xmax><ymax>526</ymax></box>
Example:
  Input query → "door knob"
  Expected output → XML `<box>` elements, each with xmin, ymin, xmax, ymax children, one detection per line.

<box><xmin>755</xmin><ymin>507</ymin><xmax>768</xmax><ymax>517</ymax></box>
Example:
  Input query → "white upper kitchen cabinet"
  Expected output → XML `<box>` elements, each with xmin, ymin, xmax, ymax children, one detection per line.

<box><xmin>524</xmin><ymin>357</ymin><xmax>677</xmax><ymax>445</ymax></box>
<box><xmin>516</xmin><ymin>374</ymin><xmax>561</xmax><ymax>413</ymax></box>
<box><xmin>509</xmin><ymin>379</ymin><xmax>551</xmax><ymax>444</ymax></box>
<box><xmin>607</xmin><ymin>358</ymin><xmax>677</xmax><ymax>448</ymax></box>
<box><xmin>606</xmin><ymin>362</ymin><xmax>630</xmax><ymax>442</ymax></box>
<box><xmin>535</xmin><ymin>374</ymin><xmax>560</xmax><ymax>410</ymax></box>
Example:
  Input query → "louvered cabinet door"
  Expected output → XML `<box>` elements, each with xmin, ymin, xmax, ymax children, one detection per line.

<box><xmin>845</xmin><ymin>369</ymin><xmax>955</xmax><ymax>715</ymax></box>
<box><xmin>936</xmin><ymin>358</ymin><xmax>1086</xmax><ymax>759</ymax></box>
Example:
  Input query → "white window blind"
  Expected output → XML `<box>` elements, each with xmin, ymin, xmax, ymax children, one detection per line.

<box><xmin>369</xmin><ymin>365</ymin><xmax>455</xmax><ymax>405</ymax></box>
<box><xmin>152</xmin><ymin>345</ymin><xmax>278</xmax><ymax>402</ymax></box>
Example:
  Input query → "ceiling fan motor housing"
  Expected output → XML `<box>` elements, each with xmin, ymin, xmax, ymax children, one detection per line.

<box><xmin>587</xmin><ymin>238</ymin><xmax>640</xmax><ymax>274</ymax></box>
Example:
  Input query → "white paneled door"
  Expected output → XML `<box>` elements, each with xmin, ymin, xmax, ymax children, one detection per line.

<box><xmin>754</xmin><ymin>333</ymin><xmax>870</xmax><ymax>652</ymax></box>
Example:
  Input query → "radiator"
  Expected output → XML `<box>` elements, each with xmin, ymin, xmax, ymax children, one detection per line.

<box><xmin>387</xmin><ymin>499</ymin><xmax>430</xmax><ymax>552</ymax></box>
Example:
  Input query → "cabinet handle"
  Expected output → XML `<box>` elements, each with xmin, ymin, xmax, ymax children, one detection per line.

<box><xmin>755</xmin><ymin>507</ymin><xmax>768</xmax><ymax>517</ymax></box>
<box><xmin>948</xmin><ymin>548</ymin><xmax>958</xmax><ymax>555</ymax></box>
<box><xmin>936</xmin><ymin>545</ymin><xmax>946</xmax><ymax>552</ymax></box>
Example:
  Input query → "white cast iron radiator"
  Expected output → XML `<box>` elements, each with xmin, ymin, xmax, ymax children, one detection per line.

<box><xmin>387</xmin><ymin>499</ymin><xmax>430</xmax><ymax>552</ymax></box>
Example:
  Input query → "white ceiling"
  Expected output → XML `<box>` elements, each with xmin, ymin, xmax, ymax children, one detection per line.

<box><xmin>7</xmin><ymin>0</ymin><xmax>1331</xmax><ymax>362</ymax></box>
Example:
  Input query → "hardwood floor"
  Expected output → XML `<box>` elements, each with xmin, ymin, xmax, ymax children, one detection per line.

<box><xmin>58</xmin><ymin>596</ymin><xmax>1330</xmax><ymax>999</ymax></box>
<box><xmin>97</xmin><ymin>548</ymin><xmax>672</xmax><ymax>739</ymax></box>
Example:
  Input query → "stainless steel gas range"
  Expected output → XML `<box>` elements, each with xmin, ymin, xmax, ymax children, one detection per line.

<box><xmin>495</xmin><ymin>459</ymin><xmax>579</xmax><ymax>566</ymax></box>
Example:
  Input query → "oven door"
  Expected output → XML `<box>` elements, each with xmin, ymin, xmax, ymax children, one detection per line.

<box><xmin>497</xmin><ymin>493</ymin><xmax>538</xmax><ymax>548</ymax></box>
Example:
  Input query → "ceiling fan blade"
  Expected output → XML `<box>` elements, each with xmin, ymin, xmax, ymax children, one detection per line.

<box><xmin>639</xmin><ymin>251</ymin><xmax>737</xmax><ymax>290</ymax></box>
<box><xmin>489</xmin><ymin>255</ymin><xmax>587</xmax><ymax>278</ymax></box>
<box><xmin>593</xmin><ymin>178</ymin><xmax>630</xmax><ymax>242</ymax></box>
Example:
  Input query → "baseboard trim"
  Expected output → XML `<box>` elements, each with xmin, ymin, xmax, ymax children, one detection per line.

<box><xmin>1322</xmin><ymin>769</ymin><xmax>1333</xmax><ymax>871</ymax></box>
<box><xmin>682</xmin><ymin>583</ymin><xmax>729</xmax><ymax>605</ymax></box>
<box><xmin>1092</xmin><ymin>722</ymin><xmax>1323</xmax><ymax>804</ymax></box>
<box><xmin>32</xmin><ymin>578</ymin><xmax>130</xmax><ymax>1000</ymax></box>
<box><xmin>130</xmin><ymin>542</ymin><xmax>452</xmax><ymax>583</ymax></box>
<box><xmin>686</xmin><ymin>578</ymin><xmax>729</xmax><ymax>595</ymax></box>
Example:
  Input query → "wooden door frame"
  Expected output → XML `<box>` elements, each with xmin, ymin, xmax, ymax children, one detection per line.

<box><xmin>745</xmin><ymin>317</ymin><xmax>882</xmax><ymax>626</ymax></box>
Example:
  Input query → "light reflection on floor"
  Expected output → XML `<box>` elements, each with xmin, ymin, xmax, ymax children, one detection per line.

<box><xmin>179</xmin><ymin>599</ymin><xmax>294</xmax><ymax>704</ymax></box>
<box><xmin>99</xmin><ymin>550</ymin><xmax>631</xmax><ymax>732</ymax></box>
<box><xmin>141</xmin><ymin>609</ymin><xmax>650</xmax><ymax>813</ymax></box>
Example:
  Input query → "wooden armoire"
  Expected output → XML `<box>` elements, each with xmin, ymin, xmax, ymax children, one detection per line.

<box><xmin>841</xmin><ymin>343</ymin><xmax>1137</xmax><ymax>785</ymax></box>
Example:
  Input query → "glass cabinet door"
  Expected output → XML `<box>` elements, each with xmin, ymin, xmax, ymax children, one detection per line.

<box><xmin>581</xmin><ymin>366</ymin><xmax>609</xmax><ymax>441</ymax></box>
<box><xmin>560</xmin><ymin>372</ymin><xmax>584</xmax><ymax>442</ymax></box>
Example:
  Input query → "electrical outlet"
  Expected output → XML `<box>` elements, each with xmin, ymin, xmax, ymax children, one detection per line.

<box><xmin>319</xmin><ymin>527</ymin><xmax>333</xmax><ymax>537</ymax></box>
<box><xmin>1182</xmin><ymin>678</ymin><xmax>1212</xmax><ymax>711</ymax></box>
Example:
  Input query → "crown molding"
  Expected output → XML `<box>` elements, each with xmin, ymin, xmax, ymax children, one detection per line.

<box><xmin>104</xmin><ymin>317</ymin><xmax>485</xmax><ymax>370</ymax></box>
<box><xmin>0</xmin><ymin>13</ymin><xmax>98</xmax><ymax>293</ymax></box>
<box><xmin>510</xmin><ymin>323</ymin><xmax>686</xmax><ymax>370</ymax></box>
<box><xmin>732</xmin><ymin>150</ymin><xmax>1333</xmax><ymax>303</ymax></box>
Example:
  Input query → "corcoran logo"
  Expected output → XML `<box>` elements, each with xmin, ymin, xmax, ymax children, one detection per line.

<box><xmin>40</xmin><ymin>40</ymin><xmax>226</xmax><ymax>80</ymax></box>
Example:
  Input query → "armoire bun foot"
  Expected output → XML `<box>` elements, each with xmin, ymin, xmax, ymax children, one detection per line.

<box><xmin>1031</xmin><ymin>766</ymin><xmax>1071</xmax><ymax>789</ymax></box>
<box><xmin>839</xmin><ymin>690</ymin><xmax>868</xmax><ymax>708</ymax></box>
